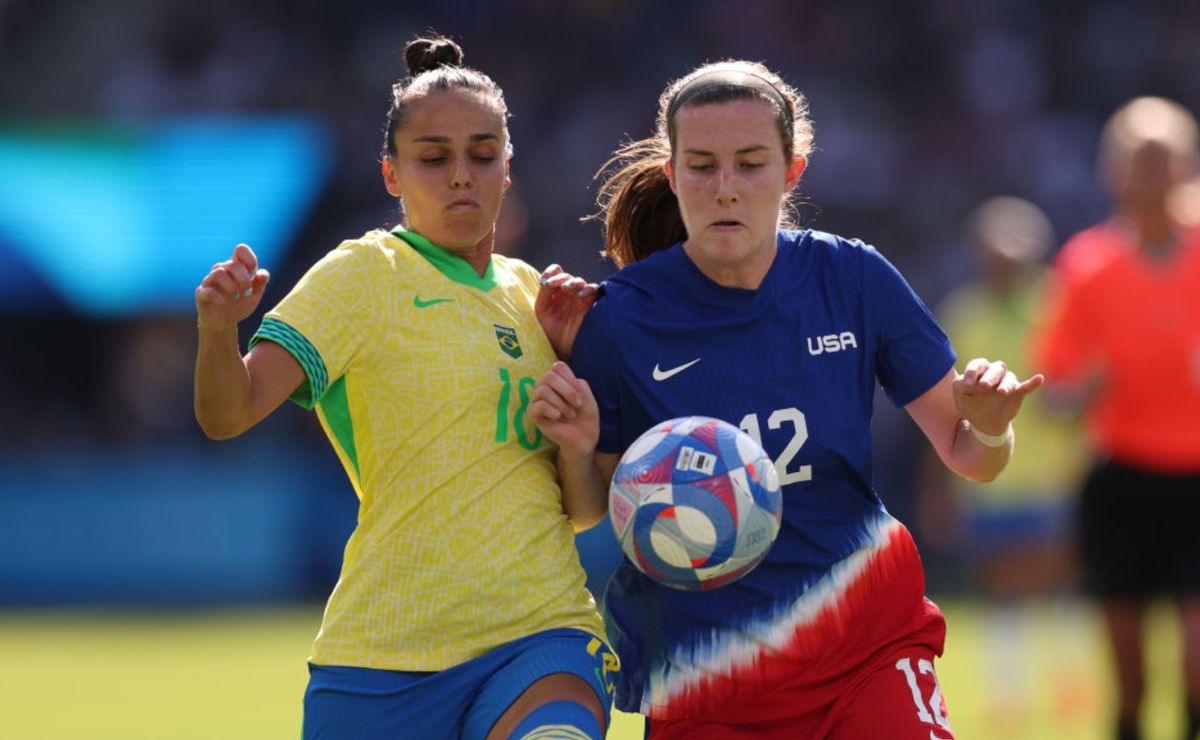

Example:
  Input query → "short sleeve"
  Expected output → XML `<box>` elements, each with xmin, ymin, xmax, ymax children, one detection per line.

<box><xmin>249</xmin><ymin>242</ymin><xmax>373</xmax><ymax>408</ymax></box>
<box><xmin>570</xmin><ymin>290</ymin><xmax>623</xmax><ymax>454</ymax></box>
<box><xmin>864</xmin><ymin>247</ymin><xmax>956</xmax><ymax>406</ymax></box>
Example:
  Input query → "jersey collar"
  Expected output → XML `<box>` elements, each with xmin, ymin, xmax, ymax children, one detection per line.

<box><xmin>391</xmin><ymin>227</ymin><xmax>497</xmax><ymax>290</ymax></box>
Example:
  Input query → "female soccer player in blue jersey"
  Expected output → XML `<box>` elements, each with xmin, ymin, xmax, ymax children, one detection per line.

<box><xmin>193</xmin><ymin>35</ymin><xmax>615</xmax><ymax>740</ymax></box>
<box><xmin>530</xmin><ymin>60</ymin><xmax>1043</xmax><ymax>739</ymax></box>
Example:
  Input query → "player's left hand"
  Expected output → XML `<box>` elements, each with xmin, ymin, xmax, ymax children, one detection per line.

<box><xmin>953</xmin><ymin>357</ymin><xmax>1045</xmax><ymax>435</ymax></box>
<box><xmin>535</xmin><ymin>264</ymin><xmax>598</xmax><ymax>361</ymax></box>
<box><xmin>528</xmin><ymin>361</ymin><xmax>599</xmax><ymax>458</ymax></box>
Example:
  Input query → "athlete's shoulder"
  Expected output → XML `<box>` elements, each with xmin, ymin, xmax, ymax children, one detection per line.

<box><xmin>490</xmin><ymin>252</ymin><xmax>541</xmax><ymax>288</ymax></box>
<box><xmin>782</xmin><ymin>227</ymin><xmax>869</xmax><ymax>248</ymax></box>
<box><xmin>286</xmin><ymin>230</ymin><xmax>393</xmax><ymax>298</ymax></box>
<box><xmin>594</xmin><ymin>247</ymin><xmax>676</xmax><ymax>309</ymax></box>
<box><xmin>779</xmin><ymin>228</ymin><xmax>893</xmax><ymax>290</ymax></box>
<box><xmin>490</xmin><ymin>252</ymin><xmax>535</xmax><ymax>271</ymax></box>
<box><xmin>580</xmin><ymin>280</ymin><xmax>622</xmax><ymax>337</ymax></box>
<box><xmin>319</xmin><ymin>228</ymin><xmax>411</xmax><ymax>269</ymax></box>
<box><xmin>608</xmin><ymin>244</ymin><xmax>674</xmax><ymax>283</ymax></box>
<box><xmin>780</xmin><ymin>228</ymin><xmax>881</xmax><ymax>262</ymax></box>
<box><xmin>576</xmin><ymin>258</ymin><xmax>650</xmax><ymax>349</ymax></box>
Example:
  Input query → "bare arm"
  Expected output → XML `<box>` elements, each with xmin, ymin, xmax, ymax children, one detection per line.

<box><xmin>592</xmin><ymin>450</ymin><xmax>620</xmax><ymax>508</ymax></box>
<box><xmin>193</xmin><ymin>244</ymin><xmax>305</xmax><ymax>439</ymax></box>
<box><xmin>906</xmin><ymin>359</ymin><xmax>1044</xmax><ymax>483</ymax></box>
<box><xmin>529</xmin><ymin>361</ymin><xmax>613</xmax><ymax>529</ymax></box>
<box><xmin>556</xmin><ymin>449</ymin><xmax>618</xmax><ymax>531</ymax></box>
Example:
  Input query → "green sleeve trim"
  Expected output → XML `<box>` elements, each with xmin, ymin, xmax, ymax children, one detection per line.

<box><xmin>249</xmin><ymin>317</ymin><xmax>329</xmax><ymax>409</ymax></box>
<box><xmin>318</xmin><ymin>376</ymin><xmax>359</xmax><ymax>478</ymax></box>
<box><xmin>391</xmin><ymin>227</ymin><xmax>498</xmax><ymax>290</ymax></box>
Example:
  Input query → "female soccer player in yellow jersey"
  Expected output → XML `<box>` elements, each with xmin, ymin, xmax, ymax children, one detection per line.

<box><xmin>193</xmin><ymin>34</ymin><xmax>615</xmax><ymax>740</ymax></box>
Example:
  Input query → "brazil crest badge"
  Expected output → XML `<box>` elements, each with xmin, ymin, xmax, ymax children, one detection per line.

<box><xmin>494</xmin><ymin>324</ymin><xmax>522</xmax><ymax>359</ymax></box>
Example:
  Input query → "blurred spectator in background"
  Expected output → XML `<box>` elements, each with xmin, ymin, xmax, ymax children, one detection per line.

<box><xmin>925</xmin><ymin>196</ymin><xmax>1091</xmax><ymax>734</ymax></box>
<box><xmin>1034</xmin><ymin>96</ymin><xmax>1200</xmax><ymax>740</ymax></box>
<box><xmin>96</xmin><ymin>315</ymin><xmax>198</xmax><ymax>447</ymax></box>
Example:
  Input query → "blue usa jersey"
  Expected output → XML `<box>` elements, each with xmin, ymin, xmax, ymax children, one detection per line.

<box><xmin>571</xmin><ymin>230</ymin><xmax>956</xmax><ymax>721</ymax></box>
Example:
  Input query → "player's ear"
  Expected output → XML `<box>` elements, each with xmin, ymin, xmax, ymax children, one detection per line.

<box><xmin>503</xmin><ymin>156</ymin><xmax>512</xmax><ymax>193</ymax></box>
<box><xmin>664</xmin><ymin>160</ymin><xmax>677</xmax><ymax>194</ymax></box>
<box><xmin>785</xmin><ymin>157</ymin><xmax>807</xmax><ymax>191</ymax></box>
<box><xmin>382</xmin><ymin>157</ymin><xmax>402</xmax><ymax>198</ymax></box>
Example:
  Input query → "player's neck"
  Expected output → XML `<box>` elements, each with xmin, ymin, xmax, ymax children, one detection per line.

<box><xmin>682</xmin><ymin>241</ymin><xmax>775</xmax><ymax>290</ymax></box>
<box><xmin>448</xmin><ymin>233</ymin><xmax>495</xmax><ymax>277</ymax></box>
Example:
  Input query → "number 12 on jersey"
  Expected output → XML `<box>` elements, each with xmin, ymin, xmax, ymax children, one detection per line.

<box><xmin>739</xmin><ymin>407</ymin><xmax>812</xmax><ymax>485</ymax></box>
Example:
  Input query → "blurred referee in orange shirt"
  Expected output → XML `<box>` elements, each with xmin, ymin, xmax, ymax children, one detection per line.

<box><xmin>1035</xmin><ymin>96</ymin><xmax>1200</xmax><ymax>740</ymax></box>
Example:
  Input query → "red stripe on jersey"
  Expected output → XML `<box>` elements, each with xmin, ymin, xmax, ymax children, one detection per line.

<box><xmin>644</xmin><ymin>523</ymin><xmax>946</xmax><ymax>723</ymax></box>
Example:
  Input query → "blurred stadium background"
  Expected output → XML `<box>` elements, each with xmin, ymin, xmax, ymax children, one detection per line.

<box><xmin>2</xmin><ymin>0</ymin><xmax>1197</xmax><ymax>737</ymax></box>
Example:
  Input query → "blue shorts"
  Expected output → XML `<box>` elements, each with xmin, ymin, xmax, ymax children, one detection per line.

<box><xmin>302</xmin><ymin>628</ymin><xmax>616</xmax><ymax>740</ymax></box>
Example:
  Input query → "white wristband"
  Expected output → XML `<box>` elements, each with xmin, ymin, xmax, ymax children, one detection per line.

<box><xmin>968</xmin><ymin>422</ymin><xmax>1013</xmax><ymax>448</ymax></box>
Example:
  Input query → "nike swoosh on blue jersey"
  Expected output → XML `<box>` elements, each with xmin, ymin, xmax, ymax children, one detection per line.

<box><xmin>652</xmin><ymin>358</ymin><xmax>701</xmax><ymax>381</ymax></box>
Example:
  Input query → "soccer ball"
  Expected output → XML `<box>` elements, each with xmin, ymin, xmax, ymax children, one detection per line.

<box><xmin>609</xmin><ymin>416</ymin><xmax>783</xmax><ymax>590</ymax></box>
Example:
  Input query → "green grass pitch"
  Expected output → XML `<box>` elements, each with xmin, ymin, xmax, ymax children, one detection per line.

<box><xmin>0</xmin><ymin>600</ymin><xmax>1182</xmax><ymax>739</ymax></box>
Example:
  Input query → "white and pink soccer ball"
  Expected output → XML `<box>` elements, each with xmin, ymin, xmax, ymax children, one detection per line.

<box><xmin>609</xmin><ymin>416</ymin><xmax>783</xmax><ymax>590</ymax></box>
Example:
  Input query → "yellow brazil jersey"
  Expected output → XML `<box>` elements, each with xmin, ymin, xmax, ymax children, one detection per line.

<box><xmin>249</xmin><ymin>228</ymin><xmax>604</xmax><ymax>670</ymax></box>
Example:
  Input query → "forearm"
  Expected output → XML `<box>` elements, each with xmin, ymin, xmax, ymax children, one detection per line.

<box><xmin>945</xmin><ymin>418</ymin><xmax>1013</xmax><ymax>483</ymax></box>
<box><xmin>557</xmin><ymin>448</ymin><xmax>609</xmax><ymax>531</ymax></box>
<box><xmin>907</xmin><ymin>366</ymin><xmax>1035</xmax><ymax>485</ymax></box>
<box><xmin>194</xmin><ymin>324</ymin><xmax>254</xmax><ymax>439</ymax></box>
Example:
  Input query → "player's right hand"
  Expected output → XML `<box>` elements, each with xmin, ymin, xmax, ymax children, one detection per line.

<box><xmin>195</xmin><ymin>243</ymin><xmax>270</xmax><ymax>330</ymax></box>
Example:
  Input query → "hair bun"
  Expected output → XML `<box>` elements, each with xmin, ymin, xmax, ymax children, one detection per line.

<box><xmin>404</xmin><ymin>36</ymin><xmax>464</xmax><ymax>76</ymax></box>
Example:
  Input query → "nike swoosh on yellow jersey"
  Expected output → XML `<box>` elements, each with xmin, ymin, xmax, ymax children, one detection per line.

<box><xmin>413</xmin><ymin>294</ymin><xmax>453</xmax><ymax>308</ymax></box>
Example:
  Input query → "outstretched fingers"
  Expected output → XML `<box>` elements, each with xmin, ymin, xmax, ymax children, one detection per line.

<box><xmin>1010</xmin><ymin>372</ymin><xmax>1046</xmax><ymax>398</ymax></box>
<box><xmin>538</xmin><ymin>265</ymin><xmax>598</xmax><ymax>304</ymax></box>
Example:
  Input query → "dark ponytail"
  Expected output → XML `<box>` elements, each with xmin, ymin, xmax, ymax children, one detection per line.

<box><xmin>590</xmin><ymin>139</ymin><xmax>685</xmax><ymax>268</ymax></box>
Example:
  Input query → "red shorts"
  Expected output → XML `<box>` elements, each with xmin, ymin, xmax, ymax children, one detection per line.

<box><xmin>646</xmin><ymin>644</ymin><xmax>955</xmax><ymax>740</ymax></box>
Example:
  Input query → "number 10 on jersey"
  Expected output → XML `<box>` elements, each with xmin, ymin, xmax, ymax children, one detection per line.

<box><xmin>495</xmin><ymin>368</ymin><xmax>542</xmax><ymax>450</ymax></box>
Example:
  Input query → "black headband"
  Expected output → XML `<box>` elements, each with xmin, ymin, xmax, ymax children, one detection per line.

<box><xmin>667</xmin><ymin>69</ymin><xmax>794</xmax><ymax>130</ymax></box>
